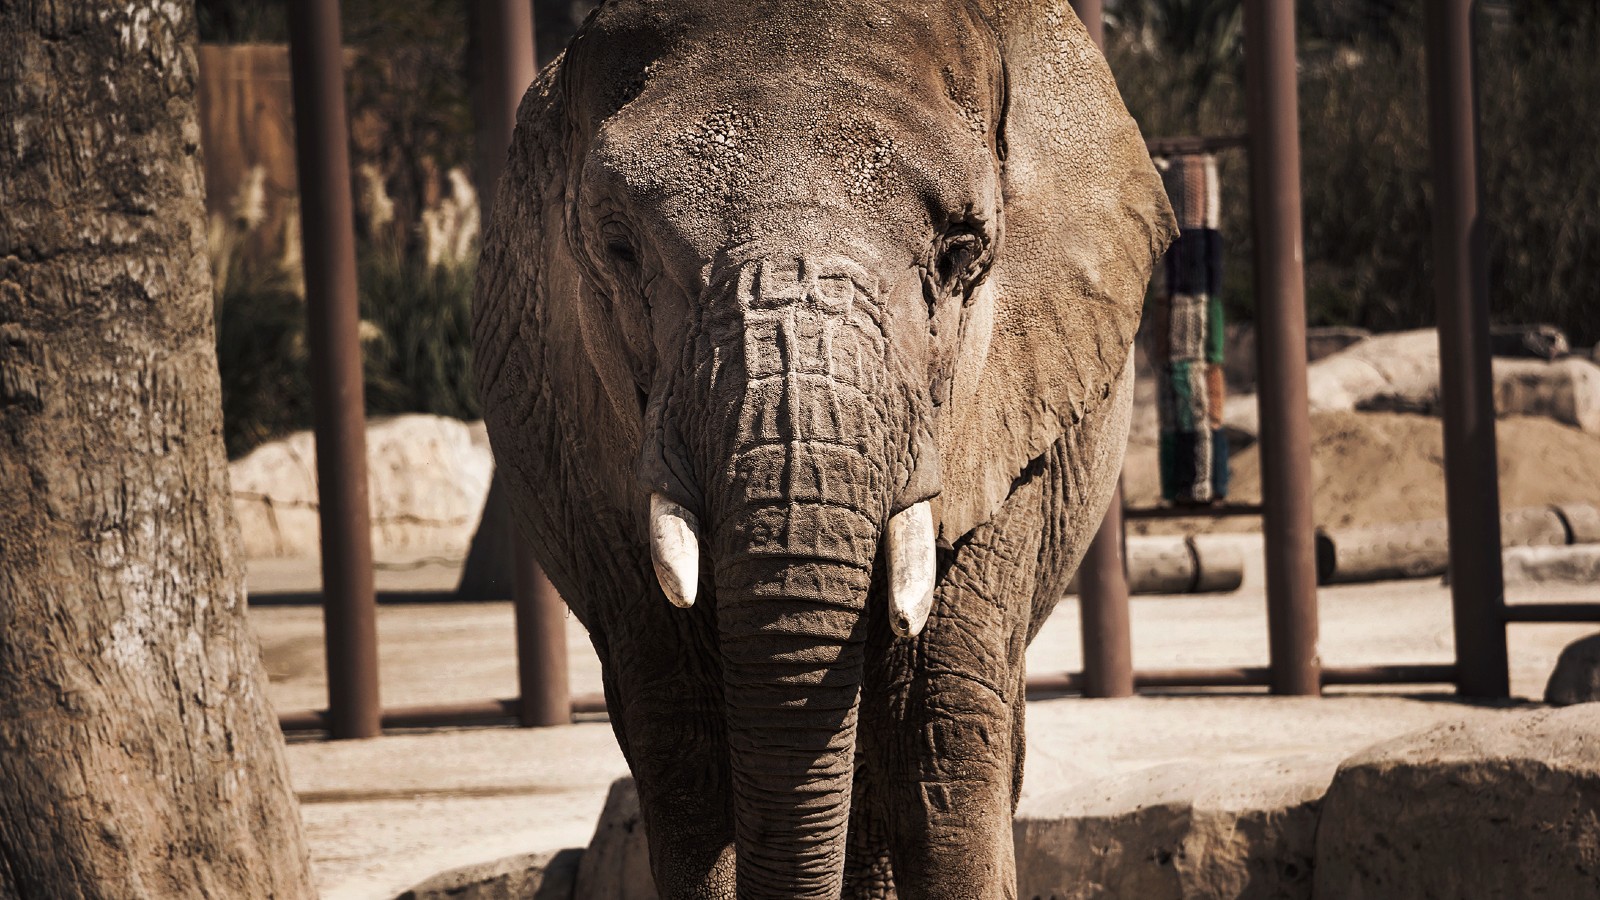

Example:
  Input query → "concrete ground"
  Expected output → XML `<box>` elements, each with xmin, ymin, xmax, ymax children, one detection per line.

<box><xmin>249</xmin><ymin>539</ymin><xmax>1600</xmax><ymax>899</ymax></box>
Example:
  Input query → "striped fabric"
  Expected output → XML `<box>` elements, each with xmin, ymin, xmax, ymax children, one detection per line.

<box><xmin>1150</xmin><ymin>152</ymin><xmax>1229</xmax><ymax>504</ymax></box>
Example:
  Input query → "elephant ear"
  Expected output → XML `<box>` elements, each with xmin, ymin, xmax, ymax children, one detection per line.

<box><xmin>934</xmin><ymin>1</ymin><xmax>1176</xmax><ymax>545</ymax></box>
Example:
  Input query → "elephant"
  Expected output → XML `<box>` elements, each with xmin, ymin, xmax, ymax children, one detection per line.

<box><xmin>473</xmin><ymin>1</ymin><xmax>1175</xmax><ymax>897</ymax></box>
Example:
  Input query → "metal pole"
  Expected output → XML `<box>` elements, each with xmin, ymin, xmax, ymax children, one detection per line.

<box><xmin>471</xmin><ymin>1</ymin><xmax>571</xmax><ymax>725</ymax></box>
<box><xmin>471</xmin><ymin>0</ymin><xmax>537</xmax><ymax>221</ymax></box>
<box><xmin>286</xmin><ymin>0</ymin><xmax>381</xmax><ymax>739</ymax></box>
<box><xmin>1423</xmin><ymin>0</ymin><xmax>1510</xmax><ymax>698</ymax></box>
<box><xmin>1070</xmin><ymin>0</ymin><xmax>1104</xmax><ymax>43</ymax></box>
<box><xmin>1243</xmin><ymin>0</ymin><xmax>1321</xmax><ymax>696</ymax></box>
<box><xmin>1067</xmin><ymin>0</ymin><xmax>1134</xmax><ymax>700</ymax></box>
<box><xmin>1079</xmin><ymin>484</ymin><xmax>1134</xmax><ymax>697</ymax></box>
<box><xmin>513</xmin><ymin>533</ymin><xmax>572</xmax><ymax>726</ymax></box>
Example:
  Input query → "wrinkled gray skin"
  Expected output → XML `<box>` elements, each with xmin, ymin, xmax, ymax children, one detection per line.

<box><xmin>475</xmin><ymin>1</ymin><xmax>1174</xmax><ymax>897</ymax></box>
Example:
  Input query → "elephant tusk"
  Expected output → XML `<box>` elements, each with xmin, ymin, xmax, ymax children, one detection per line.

<box><xmin>886</xmin><ymin>501</ymin><xmax>937</xmax><ymax>638</ymax></box>
<box><xmin>649</xmin><ymin>493</ymin><xmax>700</xmax><ymax>609</ymax></box>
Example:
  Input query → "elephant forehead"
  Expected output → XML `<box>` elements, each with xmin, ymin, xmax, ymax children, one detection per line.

<box><xmin>568</xmin><ymin>0</ymin><xmax>1004</xmax><ymax>249</ymax></box>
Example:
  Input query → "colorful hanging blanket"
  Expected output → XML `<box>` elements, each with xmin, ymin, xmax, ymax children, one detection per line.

<box><xmin>1149</xmin><ymin>152</ymin><xmax>1229</xmax><ymax>504</ymax></box>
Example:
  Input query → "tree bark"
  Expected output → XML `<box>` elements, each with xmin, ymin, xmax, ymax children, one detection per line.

<box><xmin>0</xmin><ymin>3</ymin><xmax>316</xmax><ymax>897</ymax></box>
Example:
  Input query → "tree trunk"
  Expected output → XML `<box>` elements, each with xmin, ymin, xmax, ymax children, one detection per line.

<box><xmin>0</xmin><ymin>3</ymin><xmax>316</xmax><ymax>897</ymax></box>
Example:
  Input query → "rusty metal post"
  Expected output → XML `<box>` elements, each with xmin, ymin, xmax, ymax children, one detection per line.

<box><xmin>471</xmin><ymin>0</ymin><xmax>537</xmax><ymax>220</ymax></box>
<box><xmin>1424</xmin><ymin>0</ymin><xmax>1510</xmax><ymax>698</ymax></box>
<box><xmin>1067</xmin><ymin>0</ymin><xmax>1134</xmax><ymax>700</ymax></box>
<box><xmin>1243</xmin><ymin>0</ymin><xmax>1321</xmax><ymax>696</ymax></box>
<box><xmin>513</xmin><ymin>533</ymin><xmax>572</xmax><ymax>726</ymax></box>
<box><xmin>471</xmin><ymin>0</ymin><xmax>571</xmax><ymax>725</ymax></box>
<box><xmin>1079</xmin><ymin>484</ymin><xmax>1134</xmax><ymax>697</ymax></box>
<box><xmin>286</xmin><ymin>0</ymin><xmax>381</xmax><ymax>738</ymax></box>
<box><xmin>1071</xmin><ymin>0</ymin><xmax>1103</xmax><ymax>42</ymax></box>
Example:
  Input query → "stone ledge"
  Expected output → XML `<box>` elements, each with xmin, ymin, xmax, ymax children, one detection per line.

<box><xmin>1014</xmin><ymin>756</ymin><xmax>1338</xmax><ymax>900</ymax></box>
<box><xmin>1314</xmin><ymin>705</ymin><xmax>1600</xmax><ymax>898</ymax></box>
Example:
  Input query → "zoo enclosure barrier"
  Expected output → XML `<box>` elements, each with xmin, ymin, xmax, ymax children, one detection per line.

<box><xmin>274</xmin><ymin>0</ymin><xmax>1596</xmax><ymax>739</ymax></box>
<box><xmin>1065</xmin><ymin>0</ymin><xmax>1600</xmax><ymax>704</ymax></box>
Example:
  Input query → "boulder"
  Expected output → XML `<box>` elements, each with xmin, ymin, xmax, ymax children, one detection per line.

<box><xmin>230</xmin><ymin>414</ymin><xmax>494</xmax><ymax>560</ymax></box>
<box><xmin>574</xmin><ymin>778</ymin><xmax>656</xmax><ymax>900</ymax></box>
<box><xmin>394</xmin><ymin>847</ymin><xmax>581</xmax><ymax>900</ymax></box>
<box><xmin>1304</xmin><ymin>326</ymin><xmax>1373</xmax><ymax>364</ymax></box>
<box><xmin>1492</xmin><ymin>356</ymin><xmax>1600</xmax><ymax>434</ymax></box>
<box><xmin>1220</xmin><ymin>330</ymin><xmax>1600</xmax><ymax>442</ymax></box>
<box><xmin>1309</xmin><ymin>330</ymin><xmax>1441</xmax><ymax>414</ymax></box>
<box><xmin>1545</xmin><ymin>633</ymin><xmax>1600</xmax><ymax>706</ymax></box>
<box><xmin>1489</xmin><ymin>323</ymin><xmax>1570</xmax><ymax>360</ymax></box>
<box><xmin>1210</xmin><ymin>323</ymin><xmax>1370</xmax><ymax>396</ymax></box>
<box><xmin>1314</xmin><ymin>706</ymin><xmax>1600</xmax><ymax>899</ymax></box>
<box><xmin>1014</xmin><ymin>756</ymin><xmax>1339</xmax><ymax>900</ymax></box>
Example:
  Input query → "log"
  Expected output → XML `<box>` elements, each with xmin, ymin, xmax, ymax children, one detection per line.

<box><xmin>1068</xmin><ymin>535</ymin><xmax>1244</xmax><ymax>595</ymax></box>
<box><xmin>1316</xmin><ymin>505</ymin><xmax>1572</xmax><ymax>585</ymax></box>
<box><xmin>1556</xmin><ymin>503</ymin><xmax>1600</xmax><ymax>544</ymax></box>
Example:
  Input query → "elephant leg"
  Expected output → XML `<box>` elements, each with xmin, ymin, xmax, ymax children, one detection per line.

<box><xmin>601</xmin><ymin>606</ymin><xmax>738</xmax><ymax>899</ymax></box>
<box><xmin>844</xmin><ymin>698</ymin><xmax>898</xmax><ymax>899</ymax></box>
<box><xmin>880</xmin><ymin>464</ymin><xmax>1053</xmax><ymax>900</ymax></box>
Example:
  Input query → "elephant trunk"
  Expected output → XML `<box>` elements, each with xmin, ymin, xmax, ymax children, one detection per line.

<box><xmin>714</xmin><ymin>484</ymin><xmax>875</xmax><ymax>898</ymax></box>
<box><xmin>708</xmin><ymin>257</ymin><xmax>899</xmax><ymax>897</ymax></box>
<box><xmin>641</xmin><ymin>256</ymin><xmax>937</xmax><ymax>896</ymax></box>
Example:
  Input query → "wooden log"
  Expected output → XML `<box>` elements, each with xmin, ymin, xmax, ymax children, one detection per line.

<box><xmin>1316</xmin><ymin>506</ymin><xmax>1569</xmax><ymax>585</ymax></box>
<box><xmin>1066</xmin><ymin>536</ymin><xmax>1244</xmax><ymax>595</ymax></box>
<box><xmin>1127</xmin><ymin>536</ymin><xmax>1197</xmax><ymax>594</ymax></box>
<box><xmin>1555</xmin><ymin>503</ymin><xmax>1600</xmax><ymax>544</ymax></box>
<box><xmin>1190</xmin><ymin>537</ymin><xmax>1246</xmax><ymax>593</ymax></box>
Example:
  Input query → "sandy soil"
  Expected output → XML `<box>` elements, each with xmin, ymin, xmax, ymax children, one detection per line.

<box><xmin>251</xmin><ymin>408</ymin><xmax>1600</xmax><ymax>897</ymax></box>
<box><xmin>1125</xmin><ymin>411</ymin><xmax>1600</xmax><ymax>533</ymax></box>
<box><xmin>254</xmin><ymin>554</ymin><xmax>1598</xmax><ymax>897</ymax></box>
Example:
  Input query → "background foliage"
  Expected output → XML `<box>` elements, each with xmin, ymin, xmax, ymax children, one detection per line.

<box><xmin>200</xmin><ymin>0</ymin><xmax>1600</xmax><ymax>455</ymax></box>
<box><xmin>1107</xmin><ymin>0</ymin><xmax>1600</xmax><ymax>346</ymax></box>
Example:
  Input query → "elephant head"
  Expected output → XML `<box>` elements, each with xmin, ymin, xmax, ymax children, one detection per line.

<box><xmin>476</xmin><ymin>1</ymin><xmax>1173</xmax><ymax>895</ymax></box>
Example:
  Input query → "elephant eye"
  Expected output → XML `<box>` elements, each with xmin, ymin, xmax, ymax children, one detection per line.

<box><xmin>936</xmin><ymin>232</ymin><xmax>986</xmax><ymax>288</ymax></box>
<box><xmin>606</xmin><ymin>238</ymin><xmax>640</xmax><ymax>268</ymax></box>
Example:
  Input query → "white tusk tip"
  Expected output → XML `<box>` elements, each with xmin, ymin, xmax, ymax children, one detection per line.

<box><xmin>886</xmin><ymin>501</ymin><xmax>937</xmax><ymax>639</ymax></box>
<box><xmin>649</xmin><ymin>493</ymin><xmax>701</xmax><ymax>610</ymax></box>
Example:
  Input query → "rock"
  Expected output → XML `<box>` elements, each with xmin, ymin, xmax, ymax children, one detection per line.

<box><xmin>1489</xmin><ymin>323</ymin><xmax>1570</xmax><ymax>360</ymax></box>
<box><xmin>394</xmin><ymin>847</ymin><xmax>582</xmax><ymax>899</ymax></box>
<box><xmin>1502</xmin><ymin>543</ymin><xmax>1600</xmax><ymax>586</ymax></box>
<box><xmin>1311</xmin><ymin>330</ymin><xmax>1441</xmax><ymax>414</ymax></box>
<box><xmin>1313</xmin><ymin>706</ymin><xmax>1600</xmax><ymax>899</ymax></box>
<box><xmin>1304</xmin><ymin>326</ymin><xmax>1372</xmax><ymax>364</ymax></box>
<box><xmin>1014</xmin><ymin>756</ymin><xmax>1338</xmax><ymax>900</ymax></box>
<box><xmin>1492</xmin><ymin>356</ymin><xmax>1600</xmax><ymax>434</ymax></box>
<box><xmin>574</xmin><ymin>778</ymin><xmax>656</xmax><ymax>900</ymax></box>
<box><xmin>1213</xmin><ymin>324</ymin><xmax>1370</xmax><ymax>396</ymax></box>
<box><xmin>1220</xmin><ymin>330</ymin><xmax>1600</xmax><ymax>443</ymax></box>
<box><xmin>1545</xmin><ymin>633</ymin><xmax>1600</xmax><ymax>705</ymax></box>
<box><xmin>230</xmin><ymin>414</ymin><xmax>494</xmax><ymax>560</ymax></box>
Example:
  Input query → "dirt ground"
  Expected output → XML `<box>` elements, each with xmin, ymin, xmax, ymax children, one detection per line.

<box><xmin>1125</xmin><ymin>411</ymin><xmax>1600</xmax><ymax>533</ymax></box>
<box><xmin>247</xmin><ymin>409</ymin><xmax>1600</xmax><ymax>897</ymax></box>
<box><xmin>250</xmin><ymin>547</ymin><xmax>1600</xmax><ymax>898</ymax></box>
